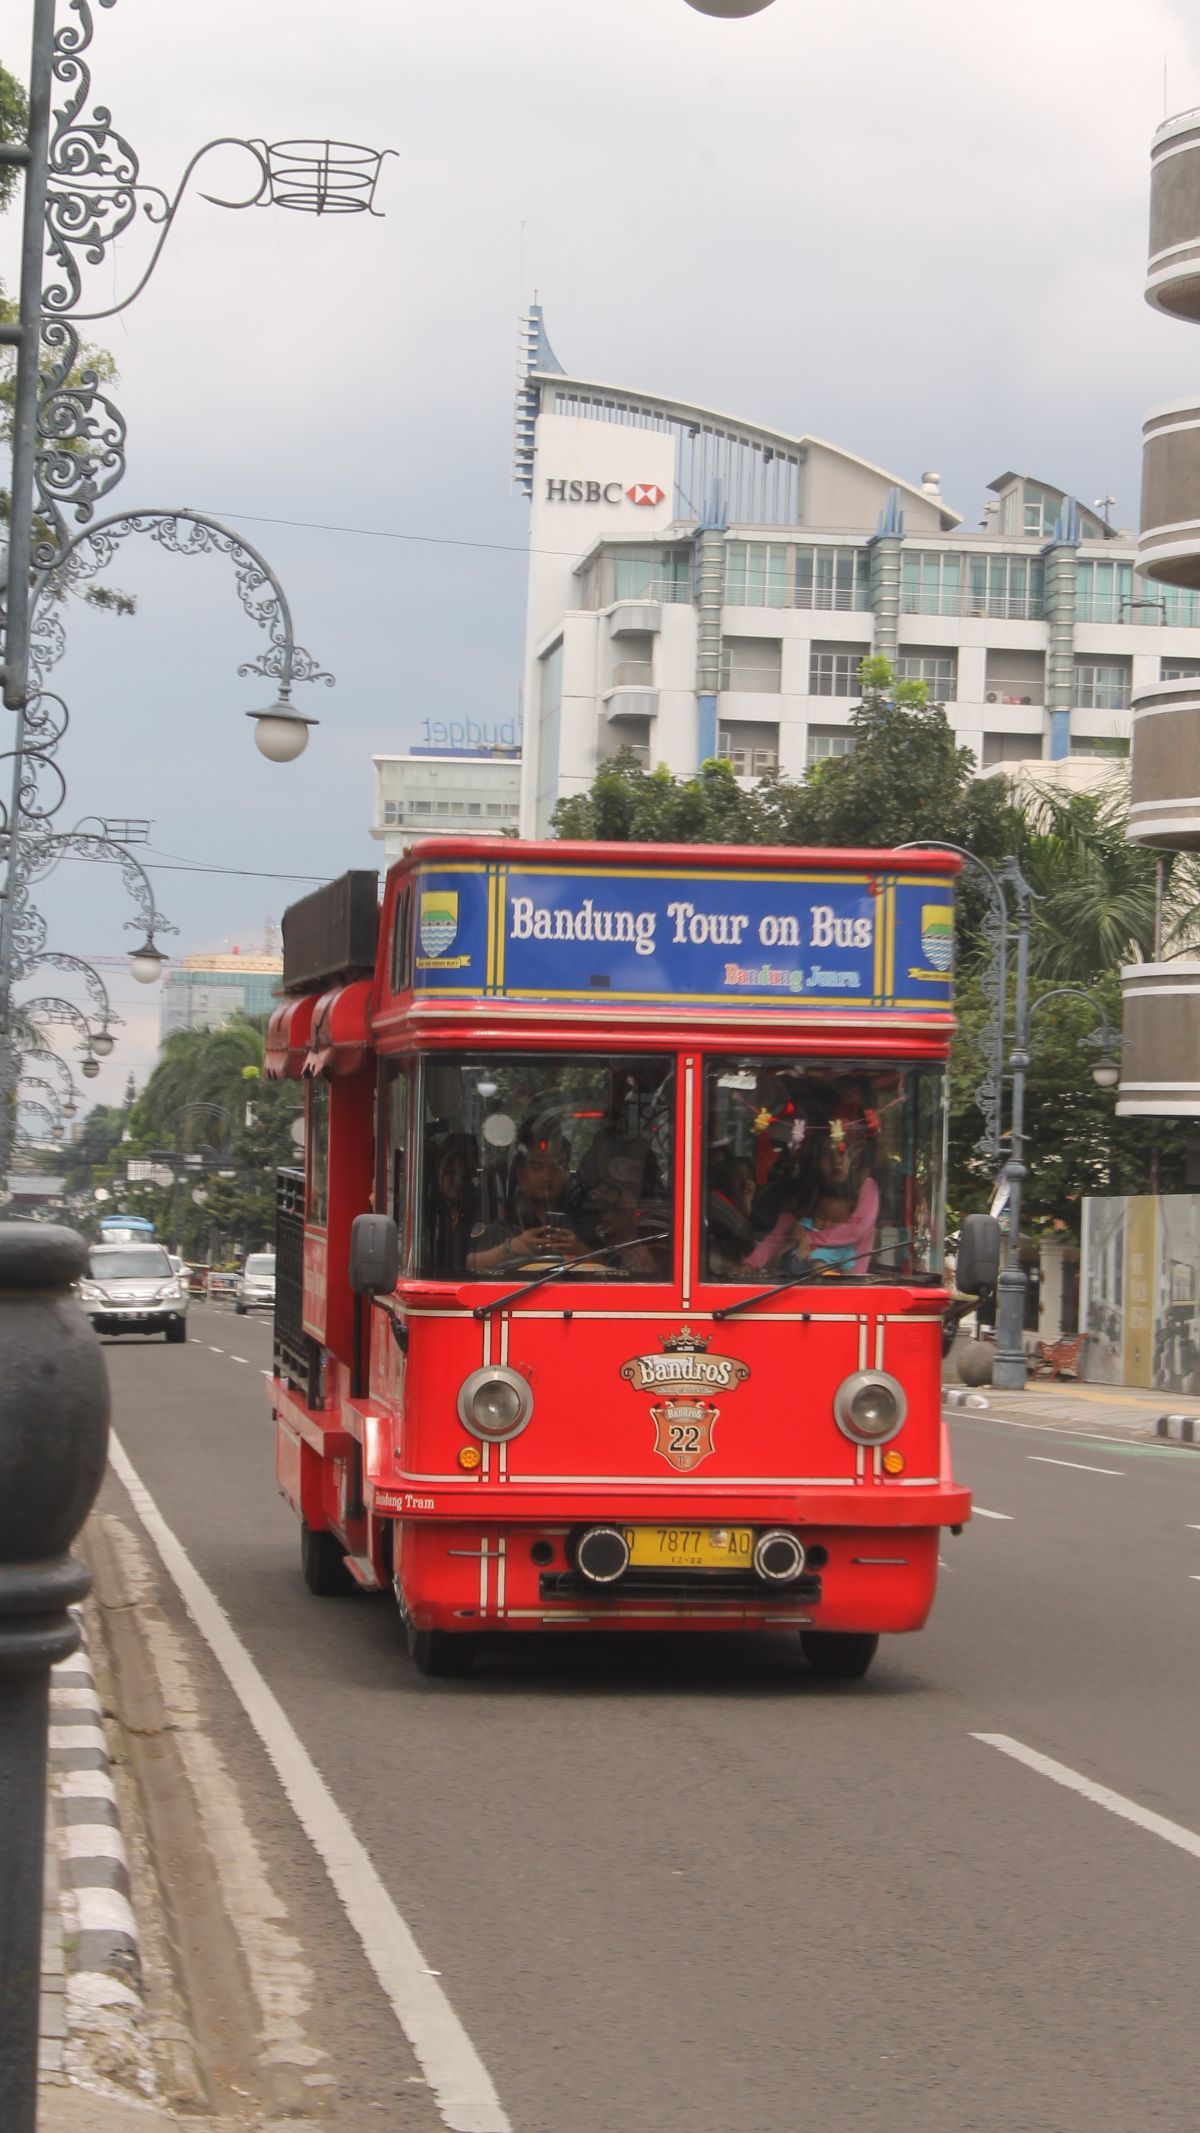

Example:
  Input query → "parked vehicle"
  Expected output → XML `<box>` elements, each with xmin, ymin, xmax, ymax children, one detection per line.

<box><xmin>79</xmin><ymin>1243</ymin><xmax>189</xmax><ymax>1343</ymax></box>
<box><xmin>266</xmin><ymin>845</ymin><xmax>998</xmax><ymax>1680</ymax></box>
<box><xmin>236</xmin><ymin>1252</ymin><xmax>276</xmax><ymax>1314</ymax></box>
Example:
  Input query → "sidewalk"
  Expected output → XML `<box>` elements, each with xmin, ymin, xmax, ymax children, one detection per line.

<box><xmin>945</xmin><ymin>1367</ymin><xmax>1200</xmax><ymax>1443</ymax></box>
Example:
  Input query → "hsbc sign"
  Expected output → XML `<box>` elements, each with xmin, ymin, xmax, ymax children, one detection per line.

<box><xmin>545</xmin><ymin>479</ymin><xmax>667</xmax><ymax>507</ymax></box>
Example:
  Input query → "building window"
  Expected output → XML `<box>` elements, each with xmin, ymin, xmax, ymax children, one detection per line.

<box><xmin>794</xmin><ymin>545</ymin><xmax>870</xmax><ymax>611</ymax></box>
<box><xmin>719</xmin><ymin>637</ymin><xmax>782</xmax><ymax>693</ymax></box>
<box><xmin>903</xmin><ymin>552</ymin><xmax>1044</xmax><ymax>620</ymax></box>
<box><xmin>1069</xmin><ymin>736</ymin><xmax>1130</xmax><ymax>758</ymax></box>
<box><xmin>1073</xmin><ymin>662</ymin><xmax>1131</xmax><ymax>710</ymax></box>
<box><xmin>809</xmin><ymin>647</ymin><xmax>868</xmax><ymax>697</ymax></box>
<box><xmin>981</xmin><ymin>732</ymin><xmax>1040</xmax><ymax>768</ymax></box>
<box><xmin>412</xmin><ymin>800</ymin><xmax>433</xmax><ymax>815</ymax></box>
<box><xmin>724</xmin><ymin>542</ymin><xmax>788</xmax><ymax>608</ymax></box>
<box><xmin>806</xmin><ymin>725</ymin><xmax>857</xmax><ymax>765</ymax></box>
<box><xmin>902</xmin><ymin>551</ymin><xmax>961</xmax><ymax>616</ymax></box>
<box><xmin>1161</xmin><ymin>659</ymin><xmax>1200</xmax><ymax>681</ymax></box>
<box><xmin>584</xmin><ymin>546</ymin><xmax>692</xmax><ymax>607</ymax></box>
<box><xmin>895</xmin><ymin>654</ymin><xmax>956</xmax><ymax>701</ymax></box>
<box><xmin>718</xmin><ymin>722</ymin><xmax>779</xmax><ymax>777</ymax></box>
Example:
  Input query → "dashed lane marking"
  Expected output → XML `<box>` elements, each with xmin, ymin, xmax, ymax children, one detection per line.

<box><xmin>1027</xmin><ymin>1455</ymin><xmax>1123</xmax><ymax>1477</ymax></box>
<box><xmin>208</xmin><ymin>1346</ymin><xmax>224</xmax><ymax>1355</ymax></box>
<box><xmin>229</xmin><ymin>1356</ymin><xmax>249</xmax><ymax>1365</ymax></box>
<box><xmin>973</xmin><ymin>1733</ymin><xmax>1200</xmax><ymax>1862</ymax></box>
<box><xmin>106</xmin><ymin>1432</ymin><xmax>512</xmax><ymax>2133</ymax></box>
<box><xmin>972</xmin><ymin>1507</ymin><xmax>1013</xmax><ymax>1520</ymax></box>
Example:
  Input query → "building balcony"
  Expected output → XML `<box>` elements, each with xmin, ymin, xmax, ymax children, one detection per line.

<box><xmin>1138</xmin><ymin>399</ymin><xmax>1200</xmax><ymax>590</ymax></box>
<box><xmin>603</xmin><ymin>687</ymin><xmax>658</xmax><ymax>722</ymax></box>
<box><xmin>1146</xmin><ymin>111</ymin><xmax>1200</xmax><ymax>321</ymax></box>
<box><xmin>1127</xmin><ymin>678</ymin><xmax>1200</xmax><ymax>848</ymax></box>
<box><xmin>1118</xmin><ymin>961</ymin><xmax>1200</xmax><ymax>1116</ymax></box>
<box><xmin>984</xmin><ymin>680</ymin><xmax>1043</xmax><ymax>707</ymax></box>
<box><xmin>611</xmin><ymin>659</ymin><xmax>655</xmax><ymax>687</ymax></box>
<box><xmin>608</xmin><ymin>601</ymin><xmax>663</xmax><ymax>637</ymax></box>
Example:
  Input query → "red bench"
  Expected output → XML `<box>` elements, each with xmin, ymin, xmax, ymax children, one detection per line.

<box><xmin>1030</xmin><ymin>1333</ymin><xmax>1087</xmax><ymax>1380</ymax></box>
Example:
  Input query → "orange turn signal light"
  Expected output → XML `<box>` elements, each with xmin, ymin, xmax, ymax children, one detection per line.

<box><xmin>458</xmin><ymin>1445</ymin><xmax>482</xmax><ymax>1470</ymax></box>
<box><xmin>882</xmin><ymin>1448</ymin><xmax>905</xmax><ymax>1475</ymax></box>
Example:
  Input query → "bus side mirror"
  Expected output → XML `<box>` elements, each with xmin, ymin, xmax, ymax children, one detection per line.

<box><xmin>349</xmin><ymin>1214</ymin><xmax>400</xmax><ymax>1297</ymax></box>
<box><xmin>955</xmin><ymin>1214</ymin><xmax>1000</xmax><ymax>1296</ymax></box>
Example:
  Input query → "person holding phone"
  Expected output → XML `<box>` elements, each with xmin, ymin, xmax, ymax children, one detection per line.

<box><xmin>465</xmin><ymin>1122</ymin><xmax>584</xmax><ymax>1273</ymax></box>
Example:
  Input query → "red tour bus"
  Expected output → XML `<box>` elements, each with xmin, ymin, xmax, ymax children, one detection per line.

<box><xmin>266</xmin><ymin>840</ymin><xmax>995</xmax><ymax>1680</ymax></box>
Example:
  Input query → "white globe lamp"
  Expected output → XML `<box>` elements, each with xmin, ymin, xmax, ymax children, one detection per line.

<box><xmin>91</xmin><ymin>1029</ymin><xmax>115</xmax><ymax>1056</ymax></box>
<box><xmin>249</xmin><ymin>699</ymin><xmax>315</xmax><ymax>763</ymax></box>
<box><xmin>683</xmin><ymin>0</ymin><xmax>775</xmax><ymax>13</ymax></box>
<box><xmin>129</xmin><ymin>940</ymin><xmax>164</xmax><ymax>985</ymax></box>
<box><xmin>81</xmin><ymin>1056</ymin><xmax>100</xmax><ymax>1080</ymax></box>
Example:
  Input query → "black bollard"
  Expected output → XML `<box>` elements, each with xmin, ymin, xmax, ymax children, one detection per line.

<box><xmin>0</xmin><ymin>1224</ymin><xmax>110</xmax><ymax>2132</ymax></box>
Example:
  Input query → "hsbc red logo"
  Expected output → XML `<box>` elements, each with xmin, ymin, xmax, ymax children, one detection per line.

<box><xmin>543</xmin><ymin>477</ymin><xmax>666</xmax><ymax>507</ymax></box>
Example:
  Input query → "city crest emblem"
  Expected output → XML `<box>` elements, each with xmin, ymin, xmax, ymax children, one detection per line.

<box><xmin>920</xmin><ymin>903</ymin><xmax>953</xmax><ymax>974</ymax></box>
<box><xmin>420</xmin><ymin>890</ymin><xmax>459</xmax><ymax>959</ymax></box>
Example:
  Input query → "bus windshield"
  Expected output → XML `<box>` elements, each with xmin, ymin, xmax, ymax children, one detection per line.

<box><xmin>702</xmin><ymin>1055</ymin><xmax>947</xmax><ymax>1284</ymax></box>
<box><xmin>417</xmin><ymin>1054</ymin><xmax>674</xmax><ymax>1281</ymax></box>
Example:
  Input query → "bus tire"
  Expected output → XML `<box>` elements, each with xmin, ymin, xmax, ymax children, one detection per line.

<box><xmin>405</xmin><ymin>1621</ymin><xmax>477</xmax><ymax>1677</ymax></box>
<box><xmin>301</xmin><ymin>1521</ymin><xmax>353</xmax><ymax>1597</ymax></box>
<box><xmin>800</xmin><ymin>1631</ymin><xmax>879</xmax><ymax>1681</ymax></box>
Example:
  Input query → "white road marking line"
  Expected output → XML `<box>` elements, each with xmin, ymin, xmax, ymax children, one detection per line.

<box><xmin>230</xmin><ymin>1356</ymin><xmax>249</xmax><ymax>1366</ymax></box>
<box><xmin>261</xmin><ymin>1369</ymin><xmax>273</xmax><ymax>1379</ymax></box>
<box><xmin>107</xmin><ymin>1432</ymin><xmax>511</xmax><ymax>2133</ymax></box>
<box><xmin>973</xmin><ymin>1732</ymin><xmax>1200</xmax><ymax>1862</ymax></box>
<box><xmin>1028</xmin><ymin>1455</ymin><xmax>1123</xmax><ymax>1477</ymax></box>
<box><xmin>951</xmin><ymin>1413</ymin><xmax>1146</xmax><ymax>1448</ymax></box>
<box><xmin>208</xmin><ymin>1346</ymin><xmax>224</xmax><ymax>1355</ymax></box>
<box><xmin>972</xmin><ymin>1507</ymin><xmax>1013</xmax><ymax>1520</ymax></box>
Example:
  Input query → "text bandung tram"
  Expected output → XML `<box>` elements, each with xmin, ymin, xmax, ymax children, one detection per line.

<box><xmin>266</xmin><ymin>840</ymin><xmax>982</xmax><ymax>1680</ymax></box>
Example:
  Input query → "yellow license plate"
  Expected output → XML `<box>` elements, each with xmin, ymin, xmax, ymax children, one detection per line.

<box><xmin>623</xmin><ymin>1526</ymin><xmax>753</xmax><ymax>1570</ymax></box>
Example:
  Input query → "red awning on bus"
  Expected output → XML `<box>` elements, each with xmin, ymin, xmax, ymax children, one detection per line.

<box><xmin>303</xmin><ymin>979</ymin><xmax>373</xmax><ymax>1078</ymax></box>
<box><xmin>263</xmin><ymin>994</ymin><xmax>317</xmax><ymax>1080</ymax></box>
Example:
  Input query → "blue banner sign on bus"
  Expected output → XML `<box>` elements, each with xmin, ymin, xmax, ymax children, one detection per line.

<box><xmin>410</xmin><ymin>863</ymin><xmax>954</xmax><ymax>1010</ymax></box>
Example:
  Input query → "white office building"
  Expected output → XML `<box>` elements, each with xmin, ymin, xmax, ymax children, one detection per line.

<box><xmin>514</xmin><ymin>306</ymin><xmax>1200</xmax><ymax>836</ymax></box>
<box><xmin>371</xmin><ymin>750</ymin><xmax>522</xmax><ymax>863</ymax></box>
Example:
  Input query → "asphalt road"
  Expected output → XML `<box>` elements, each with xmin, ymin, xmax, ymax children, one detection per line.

<box><xmin>96</xmin><ymin>1301</ymin><xmax>1200</xmax><ymax>2133</ymax></box>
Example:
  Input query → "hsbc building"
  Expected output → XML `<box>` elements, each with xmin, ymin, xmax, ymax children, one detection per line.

<box><xmin>515</xmin><ymin>303</ymin><xmax>1200</xmax><ymax>837</ymax></box>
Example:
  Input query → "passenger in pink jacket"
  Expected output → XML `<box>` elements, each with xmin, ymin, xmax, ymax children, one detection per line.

<box><xmin>746</xmin><ymin>1126</ymin><xmax>878</xmax><ymax>1276</ymax></box>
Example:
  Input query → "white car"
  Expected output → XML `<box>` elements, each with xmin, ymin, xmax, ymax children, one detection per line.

<box><xmin>79</xmin><ymin>1244</ymin><xmax>190</xmax><ymax>1344</ymax></box>
<box><xmin>235</xmin><ymin>1252</ymin><xmax>276</xmax><ymax>1314</ymax></box>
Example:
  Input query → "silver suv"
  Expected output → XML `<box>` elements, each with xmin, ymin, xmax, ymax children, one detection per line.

<box><xmin>235</xmin><ymin>1251</ymin><xmax>276</xmax><ymax>1314</ymax></box>
<box><xmin>80</xmin><ymin>1244</ymin><xmax>190</xmax><ymax>1344</ymax></box>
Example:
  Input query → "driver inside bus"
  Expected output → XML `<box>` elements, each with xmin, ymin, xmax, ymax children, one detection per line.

<box><xmin>464</xmin><ymin>1123</ymin><xmax>585</xmax><ymax>1274</ymax></box>
<box><xmin>572</xmin><ymin>1132</ymin><xmax>668</xmax><ymax>1275</ymax></box>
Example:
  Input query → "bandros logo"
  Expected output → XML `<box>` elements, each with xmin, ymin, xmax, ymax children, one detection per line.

<box><xmin>420</xmin><ymin>890</ymin><xmax>459</xmax><ymax>958</ymax></box>
<box><xmin>921</xmin><ymin>903</ymin><xmax>953</xmax><ymax>973</ymax></box>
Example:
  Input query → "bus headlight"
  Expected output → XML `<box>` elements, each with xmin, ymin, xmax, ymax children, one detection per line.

<box><xmin>833</xmin><ymin>1370</ymin><xmax>907</xmax><ymax>1446</ymax></box>
<box><xmin>457</xmin><ymin>1365</ymin><xmax>534</xmax><ymax>1442</ymax></box>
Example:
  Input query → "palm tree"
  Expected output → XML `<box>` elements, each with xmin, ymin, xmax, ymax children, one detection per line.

<box><xmin>1020</xmin><ymin>780</ymin><xmax>1200</xmax><ymax>982</ymax></box>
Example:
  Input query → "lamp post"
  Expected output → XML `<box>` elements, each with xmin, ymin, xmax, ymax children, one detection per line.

<box><xmin>0</xmin><ymin>0</ymin><xmax>389</xmax><ymax>720</ymax></box>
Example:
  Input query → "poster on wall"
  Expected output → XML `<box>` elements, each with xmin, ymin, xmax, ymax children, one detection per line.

<box><xmin>1154</xmin><ymin>1196</ymin><xmax>1200</xmax><ymax>1397</ymax></box>
<box><xmin>1081</xmin><ymin>1193</ymin><xmax>1200</xmax><ymax>1393</ymax></box>
<box><xmin>1080</xmin><ymin>1195</ymin><xmax>1126</xmax><ymax>1384</ymax></box>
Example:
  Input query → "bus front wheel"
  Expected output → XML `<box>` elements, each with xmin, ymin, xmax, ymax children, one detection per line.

<box><xmin>800</xmin><ymin>1631</ymin><xmax>879</xmax><ymax>1681</ymax></box>
<box><xmin>404</xmin><ymin>1620</ymin><xmax>477</xmax><ymax>1677</ymax></box>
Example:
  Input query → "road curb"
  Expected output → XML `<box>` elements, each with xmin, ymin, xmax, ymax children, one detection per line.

<box><xmin>1156</xmin><ymin>1413</ymin><xmax>1200</xmax><ymax>1446</ymax></box>
<box><xmin>50</xmin><ymin>1613</ymin><xmax>143</xmax><ymax>2005</ymax></box>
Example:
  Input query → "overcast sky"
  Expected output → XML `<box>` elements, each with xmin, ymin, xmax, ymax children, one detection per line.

<box><xmin>5</xmin><ymin>0</ymin><xmax>1200</xmax><ymax>1110</ymax></box>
